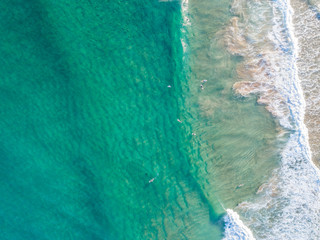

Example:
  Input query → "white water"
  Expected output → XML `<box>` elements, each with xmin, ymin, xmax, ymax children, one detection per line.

<box><xmin>181</xmin><ymin>0</ymin><xmax>190</xmax><ymax>53</ymax></box>
<box><xmin>289</xmin><ymin>0</ymin><xmax>320</xmax><ymax>161</ymax></box>
<box><xmin>223</xmin><ymin>0</ymin><xmax>320</xmax><ymax>239</ymax></box>
<box><xmin>223</xmin><ymin>209</ymin><xmax>255</xmax><ymax>240</ymax></box>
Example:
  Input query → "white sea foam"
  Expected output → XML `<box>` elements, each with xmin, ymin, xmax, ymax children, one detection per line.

<box><xmin>223</xmin><ymin>0</ymin><xmax>320</xmax><ymax>239</ymax></box>
<box><xmin>180</xmin><ymin>0</ymin><xmax>190</xmax><ymax>53</ymax></box>
<box><xmin>181</xmin><ymin>0</ymin><xmax>191</xmax><ymax>27</ymax></box>
<box><xmin>288</xmin><ymin>0</ymin><xmax>320</xmax><ymax>161</ymax></box>
<box><xmin>223</xmin><ymin>209</ymin><xmax>255</xmax><ymax>240</ymax></box>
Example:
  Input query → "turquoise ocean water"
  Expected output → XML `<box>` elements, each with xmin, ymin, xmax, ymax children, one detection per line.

<box><xmin>0</xmin><ymin>0</ymin><xmax>283</xmax><ymax>239</ymax></box>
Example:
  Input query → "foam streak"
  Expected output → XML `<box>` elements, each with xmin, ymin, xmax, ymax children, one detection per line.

<box><xmin>224</xmin><ymin>0</ymin><xmax>320</xmax><ymax>239</ymax></box>
<box><xmin>223</xmin><ymin>209</ymin><xmax>255</xmax><ymax>240</ymax></box>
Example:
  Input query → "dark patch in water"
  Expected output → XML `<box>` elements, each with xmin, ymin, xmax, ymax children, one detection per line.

<box><xmin>232</xmin><ymin>55</ymin><xmax>244</xmax><ymax>63</ymax></box>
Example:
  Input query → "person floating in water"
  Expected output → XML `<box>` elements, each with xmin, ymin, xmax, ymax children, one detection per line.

<box><xmin>167</xmin><ymin>85</ymin><xmax>172</xmax><ymax>88</ymax></box>
<box><xmin>200</xmin><ymin>79</ymin><xmax>207</xmax><ymax>90</ymax></box>
<box><xmin>149</xmin><ymin>173</ymin><xmax>159</xmax><ymax>184</ymax></box>
<box><xmin>149</xmin><ymin>178</ymin><xmax>155</xmax><ymax>183</ymax></box>
<box><xmin>236</xmin><ymin>184</ymin><xmax>244</xmax><ymax>189</ymax></box>
<box><xmin>192</xmin><ymin>132</ymin><xmax>196</xmax><ymax>136</ymax></box>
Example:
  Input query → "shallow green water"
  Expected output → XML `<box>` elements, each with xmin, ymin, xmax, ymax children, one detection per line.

<box><xmin>0</xmin><ymin>0</ymin><xmax>281</xmax><ymax>239</ymax></box>
<box><xmin>181</xmin><ymin>0</ymin><xmax>282</xmax><ymax>210</ymax></box>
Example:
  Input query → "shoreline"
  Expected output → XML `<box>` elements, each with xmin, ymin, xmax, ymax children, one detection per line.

<box><xmin>224</xmin><ymin>0</ymin><xmax>320</xmax><ymax>238</ymax></box>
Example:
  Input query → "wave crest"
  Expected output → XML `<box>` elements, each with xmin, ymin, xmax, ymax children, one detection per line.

<box><xmin>223</xmin><ymin>0</ymin><xmax>320</xmax><ymax>239</ymax></box>
<box><xmin>223</xmin><ymin>209</ymin><xmax>255</xmax><ymax>240</ymax></box>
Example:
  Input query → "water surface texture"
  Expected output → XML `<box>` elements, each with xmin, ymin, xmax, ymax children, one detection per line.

<box><xmin>1</xmin><ymin>0</ymin><xmax>319</xmax><ymax>240</ymax></box>
<box><xmin>0</xmin><ymin>1</ymin><xmax>223</xmax><ymax>239</ymax></box>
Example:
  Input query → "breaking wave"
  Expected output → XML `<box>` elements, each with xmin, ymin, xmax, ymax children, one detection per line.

<box><xmin>223</xmin><ymin>0</ymin><xmax>320</xmax><ymax>239</ymax></box>
<box><xmin>223</xmin><ymin>209</ymin><xmax>255</xmax><ymax>240</ymax></box>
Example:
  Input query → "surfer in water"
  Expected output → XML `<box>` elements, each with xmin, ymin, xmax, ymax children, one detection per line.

<box><xmin>200</xmin><ymin>79</ymin><xmax>207</xmax><ymax>90</ymax></box>
<box><xmin>149</xmin><ymin>173</ymin><xmax>159</xmax><ymax>184</ymax></box>
<box><xmin>236</xmin><ymin>184</ymin><xmax>244</xmax><ymax>189</ymax></box>
<box><xmin>149</xmin><ymin>178</ymin><xmax>155</xmax><ymax>183</ymax></box>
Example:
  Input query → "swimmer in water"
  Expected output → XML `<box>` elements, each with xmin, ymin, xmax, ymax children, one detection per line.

<box><xmin>177</xmin><ymin>119</ymin><xmax>182</xmax><ymax>123</ymax></box>
<box><xmin>149</xmin><ymin>178</ymin><xmax>155</xmax><ymax>183</ymax></box>
<box><xmin>192</xmin><ymin>133</ymin><xmax>196</xmax><ymax>136</ymax></box>
<box><xmin>149</xmin><ymin>173</ymin><xmax>159</xmax><ymax>184</ymax></box>
<box><xmin>236</xmin><ymin>184</ymin><xmax>244</xmax><ymax>189</ymax></box>
<box><xmin>200</xmin><ymin>84</ymin><xmax>204</xmax><ymax>90</ymax></box>
<box><xmin>167</xmin><ymin>85</ymin><xmax>172</xmax><ymax>88</ymax></box>
<box><xmin>201</xmin><ymin>79</ymin><xmax>208</xmax><ymax>83</ymax></box>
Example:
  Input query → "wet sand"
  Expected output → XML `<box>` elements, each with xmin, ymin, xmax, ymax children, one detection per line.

<box><xmin>290</xmin><ymin>0</ymin><xmax>320</xmax><ymax>166</ymax></box>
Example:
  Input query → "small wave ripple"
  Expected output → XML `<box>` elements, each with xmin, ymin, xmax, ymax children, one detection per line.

<box><xmin>223</xmin><ymin>0</ymin><xmax>320</xmax><ymax>239</ymax></box>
